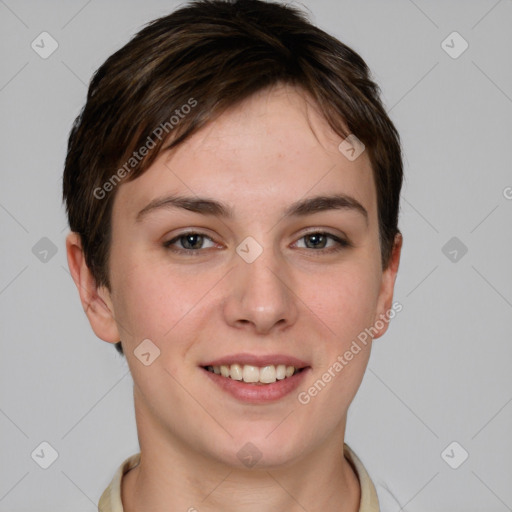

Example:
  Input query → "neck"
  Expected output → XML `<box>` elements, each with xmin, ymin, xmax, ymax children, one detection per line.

<box><xmin>122</xmin><ymin>389</ymin><xmax>361</xmax><ymax>512</ymax></box>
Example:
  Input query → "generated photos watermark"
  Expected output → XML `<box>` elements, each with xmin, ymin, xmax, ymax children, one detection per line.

<box><xmin>297</xmin><ymin>301</ymin><xmax>403</xmax><ymax>405</ymax></box>
<box><xmin>93</xmin><ymin>97</ymin><xmax>198</xmax><ymax>200</ymax></box>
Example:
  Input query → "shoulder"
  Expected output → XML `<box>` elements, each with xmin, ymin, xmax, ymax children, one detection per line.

<box><xmin>98</xmin><ymin>453</ymin><xmax>141</xmax><ymax>512</ymax></box>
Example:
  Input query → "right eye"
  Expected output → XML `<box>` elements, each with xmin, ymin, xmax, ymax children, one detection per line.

<box><xmin>163</xmin><ymin>231</ymin><xmax>217</xmax><ymax>254</ymax></box>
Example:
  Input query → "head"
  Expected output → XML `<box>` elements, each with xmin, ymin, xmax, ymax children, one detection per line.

<box><xmin>64</xmin><ymin>0</ymin><xmax>402</xmax><ymax>468</ymax></box>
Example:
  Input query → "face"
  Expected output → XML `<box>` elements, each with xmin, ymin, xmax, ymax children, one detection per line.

<box><xmin>69</xmin><ymin>83</ymin><xmax>401</xmax><ymax>469</ymax></box>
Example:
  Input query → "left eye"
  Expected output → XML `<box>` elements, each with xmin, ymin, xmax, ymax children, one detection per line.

<box><xmin>294</xmin><ymin>232</ymin><xmax>349</xmax><ymax>251</ymax></box>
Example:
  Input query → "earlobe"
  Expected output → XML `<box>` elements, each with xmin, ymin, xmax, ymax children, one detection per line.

<box><xmin>65</xmin><ymin>232</ymin><xmax>120</xmax><ymax>343</ymax></box>
<box><xmin>372</xmin><ymin>232</ymin><xmax>403</xmax><ymax>340</ymax></box>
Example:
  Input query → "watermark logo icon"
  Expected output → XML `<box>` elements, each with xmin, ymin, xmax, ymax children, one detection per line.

<box><xmin>32</xmin><ymin>237</ymin><xmax>58</xmax><ymax>263</ymax></box>
<box><xmin>338</xmin><ymin>134</ymin><xmax>365</xmax><ymax>161</ymax></box>
<box><xmin>237</xmin><ymin>442</ymin><xmax>262</xmax><ymax>468</ymax></box>
<box><xmin>442</xmin><ymin>236</ymin><xmax>468</xmax><ymax>263</ymax></box>
<box><xmin>31</xmin><ymin>32</ymin><xmax>59</xmax><ymax>59</ymax></box>
<box><xmin>441</xmin><ymin>31</ymin><xmax>468</xmax><ymax>59</ymax></box>
<box><xmin>441</xmin><ymin>441</ymin><xmax>469</xmax><ymax>469</ymax></box>
<box><xmin>236</xmin><ymin>236</ymin><xmax>263</xmax><ymax>264</ymax></box>
<box><xmin>134</xmin><ymin>339</ymin><xmax>161</xmax><ymax>366</ymax></box>
<box><xmin>31</xmin><ymin>441</ymin><xmax>59</xmax><ymax>469</ymax></box>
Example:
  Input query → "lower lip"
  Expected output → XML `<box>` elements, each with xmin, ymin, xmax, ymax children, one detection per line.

<box><xmin>202</xmin><ymin>367</ymin><xmax>310</xmax><ymax>403</ymax></box>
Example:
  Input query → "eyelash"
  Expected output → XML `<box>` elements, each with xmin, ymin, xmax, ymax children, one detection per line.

<box><xmin>162</xmin><ymin>230</ymin><xmax>352</xmax><ymax>256</ymax></box>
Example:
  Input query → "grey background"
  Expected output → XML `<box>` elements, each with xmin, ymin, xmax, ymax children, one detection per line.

<box><xmin>1</xmin><ymin>0</ymin><xmax>511</xmax><ymax>510</ymax></box>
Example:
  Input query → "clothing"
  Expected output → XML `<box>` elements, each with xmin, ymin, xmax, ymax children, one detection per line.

<box><xmin>98</xmin><ymin>442</ymin><xmax>380</xmax><ymax>511</ymax></box>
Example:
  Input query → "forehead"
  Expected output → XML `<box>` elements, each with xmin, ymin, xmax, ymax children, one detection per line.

<box><xmin>113</xmin><ymin>84</ymin><xmax>377</xmax><ymax>224</ymax></box>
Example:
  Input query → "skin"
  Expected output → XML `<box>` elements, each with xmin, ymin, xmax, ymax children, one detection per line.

<box><xmin>66</xmin><ymin>83</ymin><xmax>402</xmax><ymax>512</ymax></box>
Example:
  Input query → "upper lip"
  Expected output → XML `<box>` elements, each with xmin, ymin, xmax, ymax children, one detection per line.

<box><xmin>201</xmin><ymin>353</ymin><xmax>309</xmax><ymax>368</ymax></box>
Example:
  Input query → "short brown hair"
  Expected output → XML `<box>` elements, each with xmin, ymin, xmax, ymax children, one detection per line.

<box><xmin>62</xmin><ymin>0</ymin><xmax>403</xmax><ymax>357</ymax></box>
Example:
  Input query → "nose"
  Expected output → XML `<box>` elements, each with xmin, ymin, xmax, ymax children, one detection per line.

<box><xmin>222</xmin><ymin>244</ymin><xmax>299</xmax><ymax>335</ymax></box>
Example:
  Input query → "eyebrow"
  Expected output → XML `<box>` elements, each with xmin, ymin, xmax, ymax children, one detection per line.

<box><xmin>135</xmin><ymin>193</ymin><xmax>368</xmax><ymax>224</ymax></box>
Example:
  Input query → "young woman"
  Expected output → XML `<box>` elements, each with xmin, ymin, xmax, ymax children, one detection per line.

<box><xmin>63</xmin><ymin>1</ymin><xmax>403</xmax><ymax>510</ymax></box>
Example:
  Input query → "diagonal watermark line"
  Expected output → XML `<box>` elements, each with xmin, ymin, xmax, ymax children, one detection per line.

<box><xmin>388</xmin><ymin>62</ymin><xmax>439</xmax><ymax>113</ymax></box>
<box><xmin>61</xmin><ymin>370</ymin><xmax>131</xmax><ymax>439</ymax></box>
<box><xmin>61</xmin><ymin>0</ymin><xmax>93</xmax><ymax>29</ymax></box>
<box><xmin>0</xmin><ymin>407</ymin><xmax>29</xmax><ymax>438</ymax></box>
<box><xmin>61</xmin><ymin>60</ymin><xmax>87</xmax><ymax>87</ymax></box>
<box><xmin>472</xmin><ymin>471</ymin><xmax>512</xmax><ymax>510</ymax></box>
<box><xmin>0</xmin><ymin>471</ymin><xmax>29</xmax><ymax>502</ymax></box>
<box><xmin>406</xmin><ymin>0</ymin><xmax>439</xmax><ymax>28</ymax></box>
<box><xmin>398</xmin><ymin>472</ymin><xmax>439</xmax><ymax>511</ymax></box>
<box><xmin>471</xmin><ymin>0</ymin><xmax>503</xmax><ymax>29</ymax></box>
<box><xmin>469</xmin><ymin>204</ymin><xmax>499</xmax><ymax>233</ymax></box>
<box><xmin>472</xmin><ymin>60</ymin><xmax>512</xmax><ymax>105</ymax></box>
<box><xmin>471</xmin><ymin>394</ymin><xmax>512</xmax><ymax>439</ymax></box>
<box><xmin>61</xmin><ymin>471</ymin><xmax>97</xmax><ymax>507</ymax></box>
<box><xmin>376</xmin><ymin>481</ymin><xmax>406</xmax><ymax>510</ymax></box>
<box><xmin>265</xmin><ymin>407</ymin><xmax>297</xmax><ymax>438</ymax></box>
<box><xmin>0</xmin><ymin>62</ymin><xmax>29</xmax><ymax>92</ymax></box>
<box><xmin>403</xmin><ymin>197</ymin><xmax>439</xmax><ymax>233</ymax></box>
<box><xmin>162</xmin><ymin>366</ymin><xmax>234</xmax><ymax>438</ymax></box>
<box><xmin>405</xmin><ymin>265</ymin><xmax>438</xmax><ymax>297</ymax></box>
<box><xmin>0</xmin><ymin>0</ymin><xmax>29</xmax><ymax>28</ymax></box>
<box><xmin>265</xmin><ymin>471</ymin><xmax>310</xmax><ymax>512</ymax></box>
<box><xmin>471</xmin><ymin>265</ymin><xmax>512</xmax><ymax>308</ymax></box>
<box><xmin>200</xmin><ymin>470</ymin><xmax>232</xmax><ymax>502</ymax></box>
<box><xmin>0</xmin><ymin>202</ymin><xmax>29</xmax><ymax>233</ymax></box>
<box><xmin>0</xmin><ymin>265</ymin><xmax>29</xmax><ymax>297</ymax></box>
<box><xmin>265</xmin><ymin>267</ymin><xmax>338</xmax><ymax>338</ymax></box>
<box><xmin>368</xmin><ymin>368</ymin><xmax>439</xmax><ymax>438</ymax></box>
<box><xmin>163</xmin><ymin>266</ymin><xmax>235</xmax><ymax>337</ymax></box>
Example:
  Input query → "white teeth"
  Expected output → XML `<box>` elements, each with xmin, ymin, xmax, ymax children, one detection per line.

<box><xmin>260</xmin><ymin>365</ymin><xmax>276</xmax><ymax>383</ymax></box>
<box><xmin>242</xmin><ymin>365</ymin><xmax>259</xmax><ymax>383</ymax></box>
<box><xmin>276</xmin><ymin>364</ymin><xmax>286</xmax><ymax>380</ymax></box>
<box><xmin>230</xmin><ymin>363</ymin><xmax>243</xmax><ymax>381</ymax></box>
<box><xmin>206</xmin><ymin>363</ymin><xmax>300</xmax><ymax>384</ymax></box>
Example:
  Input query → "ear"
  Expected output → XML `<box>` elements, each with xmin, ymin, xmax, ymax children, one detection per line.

<box><xmin>371</xmin><ymin>232</ymin><xmax>403</xmax><ymax>340</ymax></box>
<box><xmin>65</xmin><ymin>232</ymin><xmax>120</xmax><ymax>344</ymax></box>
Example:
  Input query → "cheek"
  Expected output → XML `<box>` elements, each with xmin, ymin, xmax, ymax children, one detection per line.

<box><xmin>110</xmin><ymin>255</ymin><xmax>227</xmax><ymax>369</ymax></box>
<box><xmin>110</xmin><ymin>255</ymin><xmax>200</xmax><ymax>343</ymax></box>
<box><xmin>299</xmin><ymin>267</ymin><xmax>379</xmax><ymax>412</ymax></box>
<box><xmin>303</xmin><ymin>262</ymin><xmax>380</xmax><ymax>348</ymax></box>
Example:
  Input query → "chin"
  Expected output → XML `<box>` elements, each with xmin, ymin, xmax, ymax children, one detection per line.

<box><xmin>206</xmin><ymin>423</ymin><xmax>312</xmax><ymax>470</ymax></box>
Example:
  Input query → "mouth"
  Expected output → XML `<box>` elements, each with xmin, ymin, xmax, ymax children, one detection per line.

<box><xmin>200</xmin><ymin>354</ymin><xmax>310</xmax><ymax>403</ymax></box>
<box><xmin>202</xmin><ymin>363</ymin><xmax>304</xmax><ymax>385</ymax></box>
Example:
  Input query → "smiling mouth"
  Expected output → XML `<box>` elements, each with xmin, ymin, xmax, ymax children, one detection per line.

<box><xmin>202</xmin><ymin>364</ymin><xmax>305</xmax><ymax>385</ymax></box>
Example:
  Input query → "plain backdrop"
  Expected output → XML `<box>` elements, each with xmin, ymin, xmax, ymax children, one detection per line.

<box><xmin>1</xmin><ymin>0</ymin><xmax>511</xmax><ymax>511</ymax></box>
